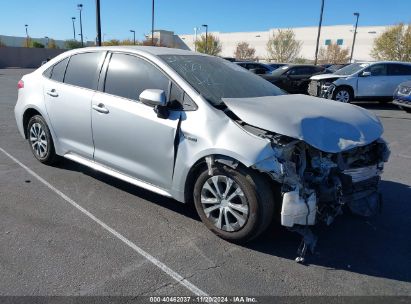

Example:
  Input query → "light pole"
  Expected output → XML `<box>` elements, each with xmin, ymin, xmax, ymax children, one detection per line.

<box><xmin>202</xmin><ymin>24</ymin><xmax>208</xmax><ymax>54</ymax></box>
<box><xmin>96</xmin><ymin>0</ymin><xmax>102</xmax><ymax>46</ymax></box>
<box><xmin>44</xmin><ymin>36</ymin><xmax>49</xmax><ymax>48</ymax></box>
<box><xmin>130</xmin><ymin>30</ymin><xmax>136</xmax><ymax>45</ymax></box>
<box><xmin>350</xmin><ymin>12</ymin><xmax>360</xmax><ymax>63</ymax></box>
<box><xmin>25</xmin><ymin>24</ymin><xmax>29</xmax><ymax>47</ymax></box>
<box><xmin>71</xmin><ymin>17</ymin><xmax>76</xmax><ymax>40</ymax></box>
<box><xmin>194</xmin><ymin>27</ymin><xmax>198</xmax><ymax>52</ymax></box>
<box><xmin>314</xmin><ymin>0</ymin><xmax>325</xmax><ymax>65</ymax></box>
<box><xmin>78</xmin><ymin>4</ymin><xmax>84</xmax><ymax>47</ymax></box>
<box><xmin>151</xmin><ymin>0</ymin><xmax>155</xmax><ymax>45</ymax></box>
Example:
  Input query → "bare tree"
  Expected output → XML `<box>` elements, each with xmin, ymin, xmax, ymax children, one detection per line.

<box><xmin>371</xmin><ymin>23</ymin><xmax>411</xmax><ymax>62</ymax></box>
<box><xmin>195</xmin><ymin>34</ymin><xmax>222</xmax><ymax>56</ymax></box>
<box><xmin>266</xmin><ymin>29</ymin><xmax>302</xmax><ymax>62</ymax></box>
<box><xmin>234</xmin><ymin>42</ymin><xmax>256</xmax><ymax>60</ymax></box>
<box><xmin>318</xmin><ymin>43</ymin><xmax>350</xmax><ymax>64</ymax></box>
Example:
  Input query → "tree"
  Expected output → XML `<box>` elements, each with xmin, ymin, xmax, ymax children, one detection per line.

<box><xmin>293</xmin><ymin>57</ymin><xmax>310</xmax><ymax>64</ymax></box>
<box><xmin>32</xmin><ymin>41</ymin><xmax>45</xmax><ymax>48</ymax></box>
<box><xmin>195</xmin><ymin>34</ymin><xmax>222</xmax><ymax>56</ymax></box>
<box><xmin>0</xmin><ymin>39</ymin><xmax>6</xmax><ymax>47</ymax></box>
<box><xmin>22</xmin><ymin>37</ymin><xmax>31</xmax><ymax>47</ymax></box>
<box><xmin>317</xmin><ymin>43</ymin><xmax>350</xmax><ymax>64</ymax></box>
<box><xmin>266</xmin><ymin>29</ymin><xmax>302</xmax><ymax>62</ymax></box>
<box><xmin>48</xmin><ymin>39</ymin><xmax>59</xmax><ymax>49</ymax></box>
<box><xmin>103</xmin><ymin>39</ymin><xmax>139</xmax><ymax>46</ymax></box>
<box><xmin>234</xmin><ymin>42</ymin><xmax>256</xmax><ymax>60</ymax></box>
<box><xmin>102</xmin><ymin>39</ymin><xmax>120</xmax><ymax>46</ymax></box>
<box><xmin>371</xmin><ymin>23</ymin><xmax>411</xmax><ymax>62</ymax></box>
<box><xmin>64</xmin><ymin>39</ymin><xmax>82</xmax><ymax>49</ymax></box>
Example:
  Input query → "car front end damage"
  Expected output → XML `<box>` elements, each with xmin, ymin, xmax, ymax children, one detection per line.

<box><xmin>222</xmin><ymin>94</ymin><xmax>389</xmax><ymax>262</ymax></box>
<box><xmin>252</xmin><ymin>133</ymin><xmax>390</xmax><ymax>261</ymax></box>
<box><xmin>308</xmin><ymin>78</ymin><xmax>339</xmax><ymax>98</ymax></box>
<box><xmin>308</xmin><ymin>76</ymin><xmax>353</xmax><ymax>99</ymax></box>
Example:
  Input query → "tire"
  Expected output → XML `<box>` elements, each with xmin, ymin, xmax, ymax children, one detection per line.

<box><xmin>193</xmin><ymin>164</ymin><xmax>275</xmax><ymax>243</ymax></box>
<box><xmin>27</xmin><ymin>115</ymin><xmax>58</xmax><ymax>165</ymax></box>
<box><xmin>333</xmin><ymin>87</ymin><xmax>353</xmax><ymax>103</ymax></box>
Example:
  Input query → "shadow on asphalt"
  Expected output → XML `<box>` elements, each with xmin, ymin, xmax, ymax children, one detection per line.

<box><xmin>54</xmin><ymin>158</ymin><xmax>411</xmax><ymax>284</ymax></box>
<box><xmin>250</xmin><ymin>180</ymin><xmax>411</xmax><ymax>284</ymax></box>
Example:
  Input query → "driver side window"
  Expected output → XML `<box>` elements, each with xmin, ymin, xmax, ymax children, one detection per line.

<box><xmin>364</xmin><ymin>64</ymin><xmax>387</xmax><ymax>76</ymax></box>
<box><xmin>104</xmin><ymin>53</ymin><xmax>169</xmax><ymax>101</ymax></box>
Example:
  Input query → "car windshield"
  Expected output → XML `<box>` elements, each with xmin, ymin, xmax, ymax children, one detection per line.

<box><xmin>335</xmin><ymin>63</ymin><xmax>370</xmax><ymax>75</ymax></box>
<box><xmin>270</xmin><ymin>65</ymin><xmax>290</xmax><ymax>76</ymax></box>
<box><xmin>159</xmin><ymin>55</ymin><xmax>284</xmax><ymax>106</ymax></box>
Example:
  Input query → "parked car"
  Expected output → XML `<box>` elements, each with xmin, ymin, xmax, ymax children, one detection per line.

<box><xmin>327</xmin><ymin>63</ymin><xmax>350</xmax><ymax>73</ymax></box>
<box><xmin>234</xmin><ymin>61</ymin><xmax>275</xmax><ymax>75</ymax></box>
<box><xmin>15</xmin><ymin>46</ymin><xmax>389</xmax><ymax>247</ymax></box>
<box><xmin>267</xmin><ymin>63</ymin><xmax>287</xmax><ymax>70</ymax></box>
<box><xmin>222</xmin><ymin>57</ymin><xmax>237</xmax><ymax>62</ymax></box>
<box><xmin>263</xmin><ymin>64</ymin><xmax>330</xmax><ymax>94</ymax></box>
<box><xmin>393</xmin><ymin>81</ymin><xmax>411</xmax><ymax>113</ymax></box>
<box><xmin>308</xmin><ymin>61</ymin><xmax>411</xmax><ymax>103</ymax></box>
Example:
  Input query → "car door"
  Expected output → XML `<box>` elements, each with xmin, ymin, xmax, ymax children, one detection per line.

<box><xmin>357</xmin><ymin>63</ymin><xmax>388</xmax><ymax>97</ymax></box>
<box><xmin>43</xmin><ymin>51</ymin><xmax>105</xmax><ymax>158</ymax></box>
<box><xmin>91</xmin><ymin>53</ymin><xmax>180</xmax><ymax>189</ymax></box>
<box><xmin>387</xmin><ymin>63</ymin><xmax>411</xmax><ymax>95</ymax></box>
<box><xmin>284</xmin><ymin>67</ymin><xmax>311</xmax><ymax>93</ymax></box>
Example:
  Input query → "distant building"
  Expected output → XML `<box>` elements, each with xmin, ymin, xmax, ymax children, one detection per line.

<box><xmin>155</xmin><ymin>25</ymin><xmax>389</xmax><ymax>62</ymax></box>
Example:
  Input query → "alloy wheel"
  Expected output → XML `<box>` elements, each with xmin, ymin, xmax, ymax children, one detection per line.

<box><xmin>29</xmin><ymin>122</ymin><xmax>48</xmax><ymax>158</ymax></box>
<box><xmin>200</xmin><ymin>175</ymin><xmax>249</xmax><ymax>232</ymax></box>
<box><xmin>335</xmin><ymin>90</ymin><xmax>350</xmax><ymax>103</ymax></box>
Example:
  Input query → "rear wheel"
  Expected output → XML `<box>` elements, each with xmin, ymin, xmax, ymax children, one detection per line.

<box><xmin>27</xmin><ymin>115</ymin><xmax>58</xmax><ymax>165</ymax></box>
<box><xmin>333</xmin><ymin>87</ymin><xmax>353</xmax><ymax>103</ymax></box>
<box><xmin>193</xmin><ymin>165</ymin><xmax>275</xmax><ymax>242</ymax></box>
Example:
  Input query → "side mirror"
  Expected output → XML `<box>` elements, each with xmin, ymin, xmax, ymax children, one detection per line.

<box><xmin>361</xmin><ymin>71</ymin><xmax>372</xmax><ymax>77</ymax></box>
<box><xmin>139</xmin><ymin>89</ymin><xmax>167</xmax><ymax>107</ymax></box>
<box><xmin>139</xmin><ymin>89</ymin><xmax>169</xmax><ymax>119</ymax></box>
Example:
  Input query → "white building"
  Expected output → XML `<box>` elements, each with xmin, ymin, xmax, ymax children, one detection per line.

<box><xmin>160</xmin><ymin>24</ymin><xmax>388</xmax><ymax>62</ymax></box>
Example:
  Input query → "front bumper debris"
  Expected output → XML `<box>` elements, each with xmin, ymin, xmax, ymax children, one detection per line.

<box><xmin>252</xmin><ymin>137</ymin><xmax>390</xmax><ymax>262</ymax></box>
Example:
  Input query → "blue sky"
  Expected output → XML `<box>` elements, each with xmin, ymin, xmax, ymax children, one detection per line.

<box><xmin>1</xmin><ymin>0</ymin><xmax>410</xmax><ymax>41</ymax></box>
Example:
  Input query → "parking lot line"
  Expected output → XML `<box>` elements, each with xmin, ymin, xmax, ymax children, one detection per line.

<box><xmin>0</xmin><ymin>147</ymin><xmax>208</xmax><ymax>297</ymax></box>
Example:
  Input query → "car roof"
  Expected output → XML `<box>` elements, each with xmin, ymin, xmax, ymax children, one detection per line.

<box><xmin>282</xmin><ymin>64</ymin><xmax>322</xmax><ymax>68</ymax></box>
<box><xmin>68</xmin><ymin>46</ymin><xmax>206</xmax><ymax>57</ymax></box>
<box><xmin>235</xmin><ymin>61</ymin><xmax>265</xmax><ymax>64</ymax></box>
<box><xmin>352</xmin><ymin>61</ymin><xmax>411</xmax><ymax>65</ymax></box>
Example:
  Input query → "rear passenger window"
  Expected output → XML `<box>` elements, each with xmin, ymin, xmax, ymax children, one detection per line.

<box><xmin>104</xmin><ymin>53</ymin><xmax>169</xmax><ymax>101</ymax></box>
<box><xmin>50</xmin><ymin>58</ymin><xmax>69</xmax><ymax>82</ymax></box>
<box><xmin>388</xmin><ymin>64</ymin><xmax>411</xmax><ymax>76</ymax></box>
<box><xmin>64</xmin><ymin>52</ymin><xmax>103</xmax><ymax>90</ymax></box>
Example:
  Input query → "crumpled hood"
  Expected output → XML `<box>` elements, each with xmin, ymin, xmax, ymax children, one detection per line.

<box><xmin>222</xmin><ymin>94</ymin><xmax>383</xmax><ymax>153</ymax></box>
<box><xmin>310</xmin><ymin>73</ymin><xmax>347</xmax><ymax>81</ymax></box>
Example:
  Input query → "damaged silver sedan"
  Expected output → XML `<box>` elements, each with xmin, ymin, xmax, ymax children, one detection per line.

<box><xmin>15</xmin><ymin>47</ymin><xmax>389</xmax><ymax>254</ymax></box>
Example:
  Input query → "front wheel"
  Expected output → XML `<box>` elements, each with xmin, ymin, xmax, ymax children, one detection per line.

<box><xmin>27</xmin><ymin>115</ymin><xmax>58</xmax><ymax>165</ymax></box>
<box><xmin>193</xmin><ymin>165</ymin><xmax>275</xmax><ymax>243</ymax></box>
<box><xmin>333</xmin><ymin>87</ymin><xmax>353</xmax><ymax>103</ymax></box>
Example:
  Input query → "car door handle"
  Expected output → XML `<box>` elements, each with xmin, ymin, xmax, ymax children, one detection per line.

<box><xmin>92</xmin><ymin>103</ymin><xmax>109</xmax><ymax>114</ymax></box>
<box><xmin>46</xmin><ymin>89</ymin><xmax>58</xmax><ymax>97</ymax></box>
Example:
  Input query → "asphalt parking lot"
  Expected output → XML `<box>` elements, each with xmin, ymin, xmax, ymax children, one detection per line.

<box><xmin>0</xmin><ymin>68</ymin><xmax>410</xmax><ymax>297</ymax></box>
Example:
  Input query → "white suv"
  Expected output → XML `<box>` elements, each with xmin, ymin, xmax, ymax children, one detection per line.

<box><xmin>308</xmin><ymin>62</ymin><xmax>411</xmax><ymax>103</ymax></box>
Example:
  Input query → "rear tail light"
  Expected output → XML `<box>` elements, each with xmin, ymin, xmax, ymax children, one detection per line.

<box><xmin>17</xmin><ymin>80</ymin><xmax>24</xmax><ymax>89</ymax></box>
